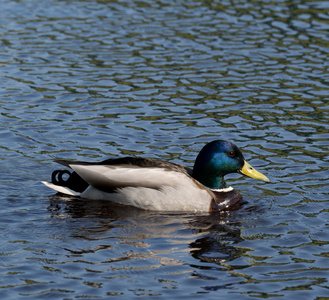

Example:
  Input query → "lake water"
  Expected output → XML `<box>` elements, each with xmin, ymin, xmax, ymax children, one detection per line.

<box><xmin>1</xmin><ymin>0</ymin><xmax>329</xmax><ymax>298</ymax></box>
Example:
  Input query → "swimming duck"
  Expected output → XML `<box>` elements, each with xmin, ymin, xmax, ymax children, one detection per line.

<box><xmin>42</xmin><ymin>140</ymin><xmax>269</xmax><ymax>212</ymax></box>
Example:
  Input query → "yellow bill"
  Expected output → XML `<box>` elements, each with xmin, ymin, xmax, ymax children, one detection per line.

<box><xmin>239</xmin><ymin>160</ymin><xmax>270</xmax><ymax>182</ymax></box>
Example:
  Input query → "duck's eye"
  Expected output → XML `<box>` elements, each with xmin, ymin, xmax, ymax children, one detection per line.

<box><xmin>228</xmin><ymin>151</ymin><xmax>235</xmax><ymax>158</ymax></box>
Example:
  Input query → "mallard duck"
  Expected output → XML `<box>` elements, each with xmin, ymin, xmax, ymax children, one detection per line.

<box><xmin>42</xmin><ymin>140</ymin><xmax>269</xmax><ymax>212</ymax></box>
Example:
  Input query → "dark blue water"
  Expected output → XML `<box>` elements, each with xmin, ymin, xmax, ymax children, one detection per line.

<box><xmin>1</xmin><ymin>0</ymin><xmax>329</xmax><ymax>298</ymax></box>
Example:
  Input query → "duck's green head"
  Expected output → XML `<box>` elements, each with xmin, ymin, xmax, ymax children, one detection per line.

<box><xmin>193</xmin><ymin>140</ymin><xmax>269</xmax><ymax>189</ymax></box>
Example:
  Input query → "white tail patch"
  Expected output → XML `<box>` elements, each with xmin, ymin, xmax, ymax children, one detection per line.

<box><xmin>41</xmin><ymin>181</ymin><xmax>81</xmax><ymax>196</ymax></box>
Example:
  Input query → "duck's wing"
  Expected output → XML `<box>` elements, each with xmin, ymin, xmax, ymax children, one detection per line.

<box><xmin>69</xmin><ymin>157</ymin><xmax>196</xmax><ymax>193</ymax></box>
<box><xmin>55</xmin><ymin>157</ymin><xmax>192</xmax><ymax>174</ymax></box>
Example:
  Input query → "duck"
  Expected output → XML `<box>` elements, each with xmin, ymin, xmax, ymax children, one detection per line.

<box><xmin>42</xmin><ymin>140</ymin><xmax>269</xmax><ymax>213</ymax></box>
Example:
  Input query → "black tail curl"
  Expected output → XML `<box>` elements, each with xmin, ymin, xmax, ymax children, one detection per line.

<box><xmin>51</xmin><ymin>170</ymin><xmax>89</xmax><ymax>193</ymax></box>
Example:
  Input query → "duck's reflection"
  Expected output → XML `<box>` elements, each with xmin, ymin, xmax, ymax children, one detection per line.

<box><xmin>47</xmin><ymin>196</ymin><xmax>249</xmax><ymax>268</ymax></box>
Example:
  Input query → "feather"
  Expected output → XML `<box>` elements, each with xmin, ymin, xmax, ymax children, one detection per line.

<box><xmin>70</xmin><ymin>164</ymin><xmax>202</xmax><ymax>192</ymax></box>
<box><xmin>41</xmin><ymin>181</ymin><xmax>80</xmax><ymax>196</ymax></box>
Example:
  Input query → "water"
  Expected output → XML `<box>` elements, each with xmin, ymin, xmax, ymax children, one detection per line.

<box><xmin>1</xmin><ymin>0</ymin><xmax>329</xmax><ymax>298</ymax></box>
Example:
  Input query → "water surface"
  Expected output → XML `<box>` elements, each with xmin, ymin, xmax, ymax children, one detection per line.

<box><xmin>1</xmin><ymin>0</ymin><xmax>329</xmax><ymax>298</ymax></box>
